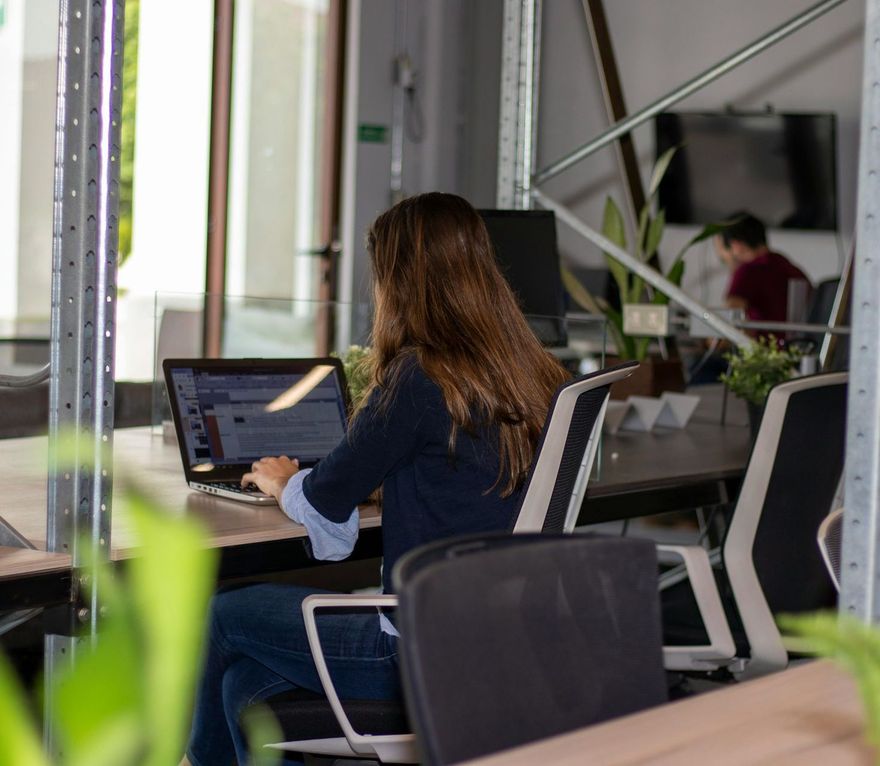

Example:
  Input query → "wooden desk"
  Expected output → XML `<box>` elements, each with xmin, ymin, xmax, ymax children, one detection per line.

<box><xmin>0</xmin><ymin>428</ymin><xmax>382</xmax><ymax>605</ymax></box>
<box><xmin>0</xmin><ymin>428</ymin><xmax>381</xmax><ymax>557</ymax></box>
<box><xmin>462</xmin><ymin>661</ymin><xmax>872</xmax><ymax>766</ymax></box>
<box><xmin>1</xmin><ymin>389</ymin><xmax>750</xmax><ymax>594</ymax></box>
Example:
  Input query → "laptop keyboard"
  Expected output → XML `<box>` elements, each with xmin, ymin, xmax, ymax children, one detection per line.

<box><xmin>213</xmin><ymin>481</ymin><xmax>265</xmax><ymax>494</ymax></box>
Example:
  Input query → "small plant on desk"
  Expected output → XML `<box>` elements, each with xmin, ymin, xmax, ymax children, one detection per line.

<box><xmin>719</xmin><ymin>335</ymin><xmax>802</xmax><ymax>406</ymax></box>
<box><xmin>334</xmin><ymin>344</ymin><xmax>373</xmax><ymax>413</ymax></box>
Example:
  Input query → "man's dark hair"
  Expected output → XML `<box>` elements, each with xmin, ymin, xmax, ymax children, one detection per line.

<box><xmin>720</xmin><ymin>211</ymin><xmax>767</xmax><ymax>249</ymax></box>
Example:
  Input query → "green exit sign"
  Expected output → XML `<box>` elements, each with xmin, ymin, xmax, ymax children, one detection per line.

<box><xmin>0</xmin><ymin>1</ymin><xmax>6</xmax><ymax>29</ymax></box>
<box><xmin>358</xmin><ymin>124</ymin><xmax>389</xmax><ymax>144</ymax></box>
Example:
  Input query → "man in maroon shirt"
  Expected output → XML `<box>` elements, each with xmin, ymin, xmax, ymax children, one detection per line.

<box><xmin>715</xmin><ymin>212</ymin><xmax>811</xmax><ymax>323</ymax></box>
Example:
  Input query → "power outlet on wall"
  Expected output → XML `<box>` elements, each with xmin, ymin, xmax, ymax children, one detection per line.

<box><xmin>623</xmin><ymin>304</ymin><xmax>670</xmax><ymax>337</ymax></box>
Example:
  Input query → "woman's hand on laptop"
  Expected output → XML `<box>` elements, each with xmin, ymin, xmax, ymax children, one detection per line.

<box><xmin>241</xmin><ymin>456</ymin><xmax>300</xmax><ymax>506</ymax></box>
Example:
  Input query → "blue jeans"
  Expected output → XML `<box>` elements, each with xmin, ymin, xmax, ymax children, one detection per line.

<box><xmin>186</xmin><ymin>583</ymin><xmax>401</xmax><ymax>766</ymax></box>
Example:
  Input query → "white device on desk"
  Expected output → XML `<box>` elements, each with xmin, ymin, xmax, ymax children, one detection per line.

<box><xmin>163</xmin><ymin>357</ymin><xmax>350</xmax><ymax>504</ymax></box>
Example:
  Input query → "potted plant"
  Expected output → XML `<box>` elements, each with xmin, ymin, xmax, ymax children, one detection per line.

<box><xmin>719</xmin><ymin>335</ymin><xmax>802</xmax><ymax>439</ymax></box>
<box><xmin>563</xmin><ymin>148</ymin><xmax>726</xmax><ymax>399</ymax></box>
<box><xmin>334</xmin><ymin>344</ymin><xmax>373</xmax><ymax>414</ymax></box>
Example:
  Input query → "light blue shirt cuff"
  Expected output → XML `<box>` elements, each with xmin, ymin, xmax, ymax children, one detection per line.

<box><xmin>281</xmin><ymin>469</ymin><xmax>359</xmax><ymax>561</ymax></box>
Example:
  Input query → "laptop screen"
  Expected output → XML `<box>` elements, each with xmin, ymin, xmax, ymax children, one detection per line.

<box><xmin>164</xmin><ymin>358</ymin><xmax>349</xmax><ymax>478</ymax></box>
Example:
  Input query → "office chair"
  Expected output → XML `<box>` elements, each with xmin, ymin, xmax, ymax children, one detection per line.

<box><xmin>660</xmin><ymin>372</ymin><xmax>847</xmax><ymax>680</ymax></box>
<box><xmin>818</xmin><ymin>507</ymin><xmax>845</xmax><ymax>592</ymax></box>
<box><xmin>394</xmin><ymin>533</ymin><xmax>668</xmax><ymax>766</ymax></box>
<box><xmin>253</xmin><ymin>361</ymin><xmax>639</xmax><ymax>763</ymax></box>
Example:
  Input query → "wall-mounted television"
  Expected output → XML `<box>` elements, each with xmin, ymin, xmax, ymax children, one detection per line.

<box><xmin>655</xmin><ymin>111</ymin><xmax>838</xmax><ymax>231</ymax></box>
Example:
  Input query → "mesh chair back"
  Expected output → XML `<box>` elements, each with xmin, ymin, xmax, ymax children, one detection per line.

<box><xmin>513</xmin><ymin>361</ymin><xmax>638</xmax><ymax>533</ymax></box>
<box><xmin>725</xmin><ymin>373</ymin><xmax>847</xmax><ymax>637</ymax></box>
<box><xmin>818</xmin><ymin>507</ymin><xmax>844</xmax><ymax>592</ymax></box>
<box><xmin>395</xmin><ymin>533</ymin><xmax>667</xmax><ymax>766</ymax></box>
<box><xmin>750</xmin><ymin>376</ymin><xmax>846</xmax><ymax>613</ymax></box>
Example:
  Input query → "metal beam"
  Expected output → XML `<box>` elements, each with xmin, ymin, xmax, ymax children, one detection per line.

<box><xmin>532</xmin><ymin>189</ymin><xmax>752</xmax><ymax>347</ymax></box>
<box><xmin>840</xmin><ymin>0</ymin><xmax>880</xmax><ymax>622</ymax></box>
<box><xmin>820</xmin><ymin>244</ymin><xmax>853</xmax><ymax>370</ymax></box>
<box><xmin>533</xmin><ymin>0</ymin><xmax>849</xmax><ymax>186</ymax></box>
<box><xmin>496</xmin><ymin>0</ymin><xmax>541</xmax><ymax>208</ymax></box>
<box><xmin>583</xmin><ymin>0</ymin><xmax>646</xmax><ymax>228</ymax></box>
<box><xmin>47</xmin><ymin>0</ymin><xmax>124</xmax><ymax>629</ymax></box>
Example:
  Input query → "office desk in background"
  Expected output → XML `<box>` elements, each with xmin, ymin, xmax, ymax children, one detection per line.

<box><xmin>581</xmin><ymin>386</ymin><xmax>752</xmax><ymax>524</ymax></box>
<box><xmin>461</xmin><ymin>661</ymin><xmax>871</xmax><ymax>766</ymax></box>
<box><xmin>1</xmin><ymin>388</ymin><xmax>752</xmax><ymax>606</ymax></box>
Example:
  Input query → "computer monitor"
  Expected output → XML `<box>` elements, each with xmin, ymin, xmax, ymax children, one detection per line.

<box><xmin>479</xmin><ymin>209</ymin><xmax>567</xmax><ymax>347</ymax></box>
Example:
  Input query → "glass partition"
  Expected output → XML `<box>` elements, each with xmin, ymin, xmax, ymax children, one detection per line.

<box><xmin>150</xmin><ymin>297</ymin><xmax>609</xmax><ymax>433</ymax></box>
<box><xmin>151</xmin><ymin>292</ymin><xmax>373</xmax><ymax>429</ymax></box>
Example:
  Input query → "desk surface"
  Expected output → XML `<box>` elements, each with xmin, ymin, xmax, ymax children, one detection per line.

<box><xmin>1</xmin><ymin>388</ymin><xmax>749</xmax><ymax>579</ymax></box>
<box><xmin>462</xmin><ymin>661</ymin><xmax>872</xmax><ymax>766</ymax></box>
<box><xmin>0</xmin><ymin>428</ymin><xmax>380</xmax><ymax>577</ymax></box>
<box><xmin>582</xmin><ymin>386</ymin><xmax>751</xmax><ymax>522</ymax></box>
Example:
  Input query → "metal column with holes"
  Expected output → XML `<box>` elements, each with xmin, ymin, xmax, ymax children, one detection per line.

<box><xmin>496</xmin><ymin>0</ymin><xmax>541</xmax><ymax>209</ymax></box>
<box><xmin>47</xmin><ymin>0</ymin><xmax>124</xmax><ymax>621</ymax></box>
<box><xmin>840</xmin><ymin>0</ymin><xmax>880</xmax><ymax>622</ymax></box>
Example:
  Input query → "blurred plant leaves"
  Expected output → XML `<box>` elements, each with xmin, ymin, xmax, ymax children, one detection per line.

<box><xmin>780</xmin><ymin>611</ymin><xmax>880</xmax><ymax>749</ymax></box>
<box><xmin>242</xmin><ymin>703</ymin><xmax>284</xmax><ymax>766</ymax></box>
<box><xmin>124</xmin><ymin>492</ymin><xmax>218</xmax><ymax>766</ymax></box>
<box><xmin>0</xmin><ymin>652</ymin><xmax>50</xmax><ymax>766</ymax></box>
<box><xmin>644</xmin><ymin>210</ymin><xmax>665</xmax><ymax>261</ymax></box>
<box><xmin>0</xmin><ymin>469</ymin><xmax>221</xmax><ymax>765</ymax></box>
<box><xmin>601</xmin><ymin>196</ymin><xmax>630</xmax><ymax>305</ymax></box>
<box><xmin>648</xmin><ymin>145</ymin><xmax>677</xmax><ymax>199</ymax></box>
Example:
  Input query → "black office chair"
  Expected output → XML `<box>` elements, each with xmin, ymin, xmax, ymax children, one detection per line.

<box><xmin>395</xmin><ymin>533</ymin><xmax>668</xmax><ymax>766</ymax></box>
<box><xmin>249</xmin><ymin>361</ymin><xmax>640</xmax><ymax>763</ymax></box>
<box><xmin>660</xmin><ymin>372</ymin><xmax>847</xmax><ymax>679</ymax></box>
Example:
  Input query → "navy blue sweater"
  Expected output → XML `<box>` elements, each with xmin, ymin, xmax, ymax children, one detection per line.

<box><xmin>302</xmin><ymin>358</ymin><xmax>521</xmax><ymax>593</ymax></box>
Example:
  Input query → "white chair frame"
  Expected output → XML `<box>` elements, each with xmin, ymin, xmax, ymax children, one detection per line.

<box><xmin>659</xmin><ymin>372</ymin><xmax>847</xmax><ymax>680</ymax></box>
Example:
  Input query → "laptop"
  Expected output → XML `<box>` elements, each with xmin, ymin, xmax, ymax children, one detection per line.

<box><xmin>163</xmin><ymin>357</ymin><xmax>350</xmax><ymax>504</ymax></box>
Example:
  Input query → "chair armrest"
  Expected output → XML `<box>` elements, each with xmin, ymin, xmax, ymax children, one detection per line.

<box><xmin>657</xmin><ymin>544</ymin><xmax>736</xmax><ymax>671</ymax></box>
<box><xmin>301</xmin><ymin>594</ymin><xmax>400</xmax><ymax>756</ymax></box>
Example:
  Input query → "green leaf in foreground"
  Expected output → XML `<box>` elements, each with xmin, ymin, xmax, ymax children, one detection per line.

<box><xmin>242</xmin><ymin>703</ymin><xmax>284</xmax><ymax>766</ymax></box>
<box><xmin>780</xmin><ymin>611</ymin><xmax>880</xmax><ymax>749</ymax></box>
<box><xmin>0</xmin><ymin>652</ymin><xmax>50</xmax><ymax>766</ymax></box>
<box><xmin>124</xmin><ymin>493</ymin><xmax>218</xmax><ymax>766</ymax></box>
<box><xmin>49</xmin><ymin>491</ymin><xmax>218</xmax><ymax>766</ymax></box>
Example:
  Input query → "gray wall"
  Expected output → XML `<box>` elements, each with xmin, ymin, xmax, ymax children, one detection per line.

<box><xmin>342</xmin><ymin>0</ymin><xmax>862</xmax><ymax>320</ymax></box>
<box><xmin>536</xmin><ymin>0</ymin><xmax>863</xmax><ymax>307</ymax></box>
<box><xmin>340</xmin><ymin>0</ymin><xmax>503</xmax><ymax>341</ymax></box>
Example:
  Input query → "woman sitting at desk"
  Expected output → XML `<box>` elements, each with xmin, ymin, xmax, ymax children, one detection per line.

<box><xmin>182</xmin><ymin>192</ymin><xmax>569</xmax><ymax>766</ymax></box>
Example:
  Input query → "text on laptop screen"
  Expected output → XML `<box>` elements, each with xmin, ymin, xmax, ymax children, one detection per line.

<box><xmin>169</xmin><ymin>365</ymin><xmax>347</xmax><ymax>468</ymax></box>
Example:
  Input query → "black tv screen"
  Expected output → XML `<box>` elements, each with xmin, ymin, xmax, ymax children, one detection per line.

<box><xmin>655</xmin><ymin>111</ymin><xmax>838</xmax><ymax>231</ymax></box>
<box><xmin>479</xmin><ymin>209</ymin><xmax>567</xmax><ymax>347</ymax></box>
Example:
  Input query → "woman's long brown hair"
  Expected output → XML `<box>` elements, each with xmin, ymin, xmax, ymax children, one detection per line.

<box><xmin>362</xmin><ymin>192</ymin><xmax>569</xmax><ymax>496</ymax></box>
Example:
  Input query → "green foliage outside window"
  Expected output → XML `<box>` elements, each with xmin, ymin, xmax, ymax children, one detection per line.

<box><xmin>119</xmin><ymin>0</ymin><xmax>139</xmax><ymax>265</ymax></box>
